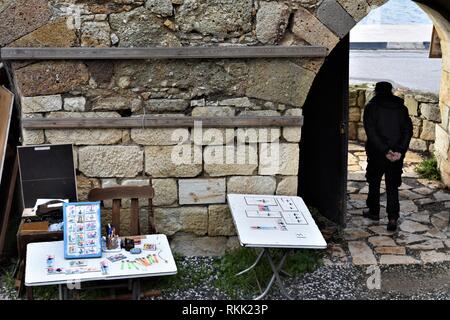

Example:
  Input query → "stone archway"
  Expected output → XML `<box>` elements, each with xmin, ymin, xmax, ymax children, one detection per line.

<box><xmin>295</xmin><ymin>0</ymin><xmax>450</xmax><ymax>186</ymax></box>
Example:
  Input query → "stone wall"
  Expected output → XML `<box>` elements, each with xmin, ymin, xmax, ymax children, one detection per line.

<box><xmin>2</xmin><ymin>0</ymin><xmax>450</xmax><ymax>254</ymax></box>
<box><xmin>349</xmin><ymin>84</ymin><xmax>441</xmax><ymax>154</ymax></box>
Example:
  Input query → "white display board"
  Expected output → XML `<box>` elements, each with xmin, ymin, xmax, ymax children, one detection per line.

<box><xmin>25</xmin><ymin>234</ymin><xmax>177</xmax><ymax>286</ymax></box>
<box><xmin>227</xmin><ymin>194</ymin><xmax>327</xmax><ymax>249</ymax></box>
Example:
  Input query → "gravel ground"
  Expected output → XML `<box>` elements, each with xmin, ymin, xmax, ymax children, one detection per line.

<box><xmin>152</xmin><ymin>257</ymin><xmax>450</xmax><ymax>300</ymax></box>
<box><xmin>2</xmin><ymin>257</ymin><xmax>449</xmax><ymax>300</ymax></box>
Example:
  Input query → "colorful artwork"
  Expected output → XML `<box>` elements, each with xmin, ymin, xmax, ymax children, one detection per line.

<box><xmin>64</xmin><ymin>202</ymin><xmax>102</xmax><ymax>259</ymax></box>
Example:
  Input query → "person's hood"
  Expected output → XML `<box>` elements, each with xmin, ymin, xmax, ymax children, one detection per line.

<box><xmin>369</xmin><ymin>94</ymin><xmax>404</xmax><ymax>109</ymax></box>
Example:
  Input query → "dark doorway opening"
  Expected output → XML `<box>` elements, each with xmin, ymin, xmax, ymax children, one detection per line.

<box><xmin>299</xmin><ymin>35</ymin><xmax>350</xmax><ymax>226</ymax></box>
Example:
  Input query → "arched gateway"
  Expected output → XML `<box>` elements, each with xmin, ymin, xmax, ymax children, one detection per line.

<box><xmin>0</xmin><ymin>0</ymin><xmax>448</xmax><ymax>254</ymax></box>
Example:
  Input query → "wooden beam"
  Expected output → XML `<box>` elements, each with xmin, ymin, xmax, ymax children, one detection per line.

<box><xmin>0</xmin><ymin>46</ymin><xmax>327</xmax><ymax>60</ymax></box>
<box><xmin>22</xmin><ymin>116</ymin><xmax>303</xmax><ymax>129</ymax></box>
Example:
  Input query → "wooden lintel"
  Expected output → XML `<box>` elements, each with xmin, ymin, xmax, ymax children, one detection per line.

<box><xmin>0</xmin><ymin>46</ymin><xmax>327</xmax><ymax>60</ymax></box>
<box><xmin>22</xmin><ymin>116</ymin><xmax>303</xmax><ymax>129</ymax></box>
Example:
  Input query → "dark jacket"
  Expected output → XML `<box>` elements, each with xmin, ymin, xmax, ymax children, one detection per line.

<box><xmin>363</xmin><ymin>93</ymin><xmax>413</xmax><ymax>158</ymax></box>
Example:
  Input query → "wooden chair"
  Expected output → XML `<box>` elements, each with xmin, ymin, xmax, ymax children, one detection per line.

<box><xmin>87</xmin><ymin>185</ymin><xmax>156</xmax><ymax>236</ymax></box>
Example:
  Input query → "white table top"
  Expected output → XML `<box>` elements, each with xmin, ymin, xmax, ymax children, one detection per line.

<box><xmin>25</xmin><ymin>234</ymin><xmax>177</xmax><ymax>286</ymax></box>
<box><xmin>227</xmin><ymin>194</ymin><xmax>327</xmax><ymax>249</ymax></box>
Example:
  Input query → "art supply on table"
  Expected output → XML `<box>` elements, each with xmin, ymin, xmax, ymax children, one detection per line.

<box><xmin>107</xmin><ymin>253</ymin><xmax>127</xmax><ymax>263</ymax></box>
<box><xmin>69</xmin><ymin>260</ymin><xmax>87</xmax><ymax>267</ymax></box>
<box><xmin>46</xmin><ymin>255</ymin><xmax>55</xmax><ymax>268</ymax></box>
<box><xmin>100</xmin><ymin>260</ymin><xmax>109</xmax><ymax>275</ymax></box>
<box><xmin>143</xmin><ymin>243</ymin><xmax>156</xmax><ymax>251</ymax></box>
<box><xmin>130</xmin><ymin>248</ymin><xmax>142</xmax><ymax>255</ymax></box>
<box><xmin>123</xmin><ymin>238</ymin><xmax>135</xmax><ymax>251</ymax></box>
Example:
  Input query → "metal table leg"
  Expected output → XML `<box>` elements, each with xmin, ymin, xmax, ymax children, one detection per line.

<box><xmin>58</xmin><ymin>284</ymin><xmax>63</xmax><ymax>300</ymax></box>
<box><xmin>132</xmin><ymin>279</ymin><xmax>141</xmax><ymax>300</ymax></box>
<box><xmin>254</xmin><ymin>249</ymin><xmax>292</xmax><ymax>300</ymax></box>
<box><xmin>235</xmin><ymin>249</ymin><xmax>265</xmax><ymax>276</ymax></box>
<box><xmin>264</xmin><ymin>250</ymin><xmax>293</xmax><ymax>300</ymax></box>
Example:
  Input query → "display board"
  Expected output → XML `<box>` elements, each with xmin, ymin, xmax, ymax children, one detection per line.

<box><xmin>18</xmin><ymin>144</ymin><xmax>77</xmax><ymax>208</ymax></box>
<box><xmin>63</xmin><ymin>202</ymin><xmax>102</xmax><ymax>259</ymax></box>
<box><xmin>0</xmin><ymin>86</ymin><xmax>13</xmax><ymax>185</ymax></box>
<box><xmin>227</xmin><ymin>194</ymin><xmax>327</xmax><ymax>249</ymax></box>
<box><xmin>25</xmin><ymin>235</ymin><xmax>177</xmax><ymax>286</ymax></box>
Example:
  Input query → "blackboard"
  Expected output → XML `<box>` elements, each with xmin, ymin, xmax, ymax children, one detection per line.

<box><xmin>18</xmin><ymin>144</ymin><xmax>78</xmax><ymax>208</ymax></box>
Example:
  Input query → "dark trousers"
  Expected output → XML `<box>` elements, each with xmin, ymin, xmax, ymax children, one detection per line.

<box><xmin>365</xmin><ymin>155</ymin><xmax>403</xmax><ymax>221</ymax></box>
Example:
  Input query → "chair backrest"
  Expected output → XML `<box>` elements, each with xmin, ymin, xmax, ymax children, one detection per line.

<box><xmin>87</xmin><ymin>185</ymin><xmax>155</xmax><ymax>236</ymax></box>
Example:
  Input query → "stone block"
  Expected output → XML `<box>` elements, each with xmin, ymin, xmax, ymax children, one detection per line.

<box><xmin>0</xmin><ymin>0</ymin><xmax>52</xmax><ymax>46</ymax></box>
<box><xmin>405</xmin><ymin>94</ymin><xmax>419</xmax><ymax>116</ymax></box>
<box><xmin>81</xmin><ymin>21</ymin><xmax>111</xmax><ymax>47</ymax></box>
<box><xmin>191</xmin><ymin>128</ymin><xmax>235</xmax><ymax>146</ymax></box>
<box><xmin>152</xmin><ymin>178</ymin><xmax>178</xmax><ymax>206</ymax></box>
<box><xmin>208</xmin><ymin>205</ymin><xmax>236</xmax><ymax>236</ymax></box>
<box><xmin>409</xmin><ymin>138</ymin><xmax>428</xmax><ymax>152</ymax></box>
<box><xmin>236</xmin><ymin>128</ymin><xmax>281</xmax><ymax>143</ymax></box>
<box><xmin>45</xmin><ymin>112</ymin><xmax>123</xmax><ymax>145</ymax></box>
<box><xmin>179</xmin><ymin>178</ymin><xmax>226</xmax><ymax>204</ymax></box>
<box><xmin>316</xmin><ymin>0</ymin><xmax>356</xmax><ymax>38</ymax></box>
<box><xmin>276</xmin><ymin>176</ymin><xmax>298</xmax><ymax>196</ymax></box>
<box><xmin>145</xmin><ymin>145</ymin><xmax>202</xmax><ymax>178</ymax></box>
<box><xmin>10</xmin><ymin>17</ymin><xmax>77</xmax><ymax>47</ymax></box>
<box><xmin>131</xmin><ymin>128</ymin><xmax>190</xmax><ymax>145</ymax></box>
<box><xmin>420</xmin><ymin>103</ymin><xmax>441</xmax><ymax>122</ymax></box>
<box><xmin>192</xmin><ymin>107</ymin><xmax>235</xmax><ymax>117</ymax></box>
<box><xmin>21</xmin><ymin>95</ymin><xmax>62</xmax><ymax>113</ymax></box>
<box><xmin>154</xmin><ymin>206</ymin><xmax>208</xmax><ymax>236</ymax></box>
<box><xmin>219</xmin><ymin>97</ymin><xmax>253</xmax><ymax>108</ymax></box>
<box><xmin>92</xmin><ymin>96</ymin><xmax>133</xmax><ymax>111</ymax></box>
<box><xmin>204</xmin><ymin>145</ymin><xmax>258</xmax><ymax>176</ymax></box>
<box><xmin>337</xmin><ymin>0</ymin><xmax>369</xmax><ymax>21</ymax></box>
<box><xmin>21</xmin><ymin>118</ymin><xmax>44</xmax><ymax>145</ymax></box>
<box><xmin>435</xmin><ymin>124</ymin><xmax>449</xmax><ymax>160</ymax></box>
<box><xmin>110</xmin><ymin>7</ymin><xmax>180</xmax><ymax>47</ymax></box>
<box><xmin>256</xmin><ymin>1</ymin><xmax>290</xmax><ymax>44</ymax></box>
<box><xmin>227</xmin><ymin>176</ymin><xmax>276</xmax><ymax>194</ymax></box>
<box><xmin>246</xmin><ymin>60</ymin><xmax>316</xmax><ymax>107</ymax></box>
<box><xmin>145</xmin><ymin>0</ymin><xmax>173</xmax><ymax>17</ymax></box>
<box><xmin>76</xmin><ymin>175</ymin><xmax>101</xmax><ymax>202</ymax></box>
<box><xmin>176</xmin><ymin>0</ymin><xmax>253</xmax><ymax>36</ymax></box>
<box><xmin>14</xmin><ymin>62</ymin><xmax>89</xmax><ymax>96</ymax></box>
<box><xmin>291</xmin><ymin>6</ymin><xmax>340</xmax><ymax>51</ymax></box>
<box><xmin>145</xmin><ymin>99</ymin><xmax>190</xmax><ymax>112</ymax></box>
<box><xmin>79</xmin><ymin>146</ymin><xmax>143</xmax><ymax>178</ymax></box>
<box><xmin>283</xmin><ymin>126</ymin><xmax>302</xmax><ymax>143</ymax></box>
<box><xmin>420</xmin><ymin>120</ymin><xmax>436</xmax><ymax>141</ymax></box>
<box><xmin>259</xmin><ymin>143</ymin><xmax>299</xmax><ymax>175</ymax></box>
<box><xmin>348</xmin><ymin>241</ymin><xmax>377</xmax><ymax>265</ymax></box>
<box><xmin>64</xmin><ymin>97</ymin><xmax>86</xmax><ymax>112</ymax></box>
<box><xmin>46</xmin><ymin>129</ymin><xmax>123</xmax><ymax>146</ymax></box>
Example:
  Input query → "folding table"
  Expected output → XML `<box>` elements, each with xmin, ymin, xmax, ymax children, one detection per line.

<box><xmin>227</xmin><ymin>194</ymin><xmax>327</xmax><ymax>300</ymax></box>
<box><xmin>25</xmin><ymin>234</ymin><xmax>177</xmax><ymax>300</ymax></box>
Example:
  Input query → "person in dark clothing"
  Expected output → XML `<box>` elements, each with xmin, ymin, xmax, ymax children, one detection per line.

<box><xmin>363</xmin><ymin>82</ymin><xmax>413</xmax><ymax>231</ymax></box>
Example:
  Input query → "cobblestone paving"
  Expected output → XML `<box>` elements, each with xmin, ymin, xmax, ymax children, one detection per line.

<box><xmin>326</xmin><ymin>141</ymin><xmax>450</xmax><ymax>266</ymax></box>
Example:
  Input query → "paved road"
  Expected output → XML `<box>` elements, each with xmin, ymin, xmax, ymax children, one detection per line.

<box><xmin>350</xmin><ymin>50</ymin><xmax>442</xmax><ymax>94</ymax></box>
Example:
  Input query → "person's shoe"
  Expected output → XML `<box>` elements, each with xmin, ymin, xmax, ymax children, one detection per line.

<box><xmin>387</xmin><ymin>219</ymin><xmax>398</xmax><ymax>231</ymax></box>
<box><xmin>362</xmin><ymin>210</ymin><xmax>380</xmax><ymax>221</ymax></box>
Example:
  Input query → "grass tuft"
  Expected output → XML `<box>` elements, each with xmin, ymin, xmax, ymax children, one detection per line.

<box><xmin>416</xmin><ymin>156</ymin><xmax>441</xmax><ymax>181</ymax></box>
<box><xmin>214</xmin><ymin>247</ymin><xmax>322</xmax><ymax>298</ymax></box>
